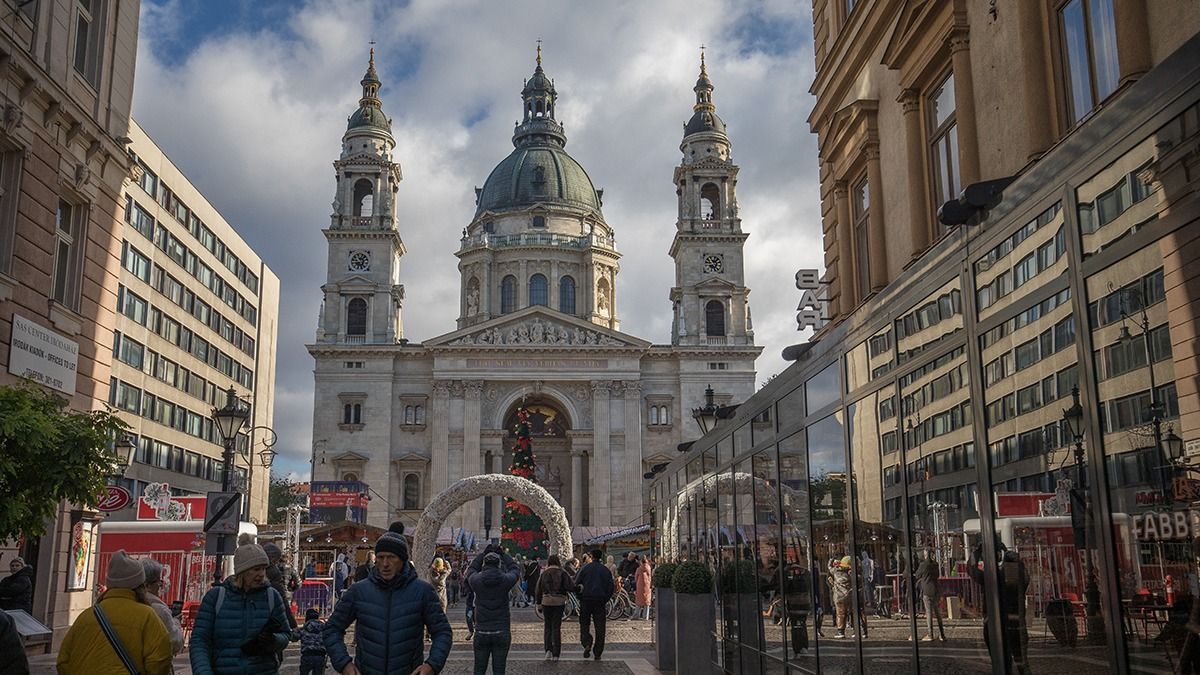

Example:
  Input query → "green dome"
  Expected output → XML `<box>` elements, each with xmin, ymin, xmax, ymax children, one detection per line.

<box><xmin>475</xmin><ymin>144</ymin><xmax>601</xmax><ymax>217</ymax></box>
<box><xmin>347</xmin><ymin>103</ymin><xmax>391</xmax><ymax>132</ymax></box>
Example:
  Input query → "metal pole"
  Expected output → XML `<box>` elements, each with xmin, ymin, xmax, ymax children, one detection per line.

<box><xmin>213</xmin><ymin>433</ymin><xmax>237</xmax><ymax>585</ymax></box>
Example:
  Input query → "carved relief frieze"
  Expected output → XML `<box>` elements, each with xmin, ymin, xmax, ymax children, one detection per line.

<box><xmin>448</xmin><ymin>317</ymin><xmax>623</xmax><ymax>346</ymax></box>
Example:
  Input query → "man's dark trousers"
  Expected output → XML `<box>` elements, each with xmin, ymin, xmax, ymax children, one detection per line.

<box><xmin>473</xmin><ymin>630</ymin><xmax>511</xmax><ymax>675</ymax></box>
<box><xmin>579</xmin><ymin>597</ymin><xmax>607</xmax><ymax>657</ymax></box>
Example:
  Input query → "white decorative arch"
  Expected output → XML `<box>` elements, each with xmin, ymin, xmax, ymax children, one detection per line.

<box><xmin>412</xmin><ymin>474</ymin><xmax>572</xmax><ymax>580</ymax></box>
<box><xmin>492</xmin><ymin>385</ymin><xmax>580</xmax><ymax>430</ymax></box>
<box><xmin>663</xmin><ymin>471</ymin><xmax>803</xmax><ymax>561</ymax></box>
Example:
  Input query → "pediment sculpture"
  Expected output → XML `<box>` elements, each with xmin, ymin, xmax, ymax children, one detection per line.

<box><xmin>449</xmin><ymin>317</ymin><xmax>623</xmax><ymax>347</ymax></box>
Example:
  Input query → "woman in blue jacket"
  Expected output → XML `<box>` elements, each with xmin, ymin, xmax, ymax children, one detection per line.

<box><xmin>190</xmin><ymin>534</ymin><xmax>292</xmax><ymax>674</ymax></box>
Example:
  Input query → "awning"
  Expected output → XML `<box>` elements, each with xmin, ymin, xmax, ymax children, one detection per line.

<box><xmin>582</xmin><ymin>524</ymin><xmax>651</xmax><ymax>546</ymax></box>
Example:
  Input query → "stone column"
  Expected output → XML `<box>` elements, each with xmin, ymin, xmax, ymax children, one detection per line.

<box><xmin>864</xmin><ymin>145</ymin><xmax>888</xmax><ymax>291</ymax></box>
<box><xmin>623</xmin><ymin>381</ymin><xmax>644</xmax><ymax>524</ymax></box>
<box><xmin>899</xmin><ymin>89</ymin><xmax>931</xmax><ymax>255</ymax></box>
<box><xmin>430</xmin><ymin>381</ymin><xmax>451</xmax><ymax>497</ymax></box>
<box><xmin>550</xmin><ymin>259</ymin><xmax>559</xmax><ymax>310</ymax></box>
<box><xmin>1016</xmin><ymin>0</ymin><xmax>1053</xmax><ymax>161</ymax></box>
<box><xmin>591</xmin><ymin>380</ymin><xmax>611</xmax><ymax>526</ymax></box>
<box><xmin>570</xmin><ymin>449</ymin><xmax>584</xmax><ymax>525</ymax></box>
<box><xmin>1113</xmin><ymin>0</ymin><xmax>1150</xmax><ymax>87</ymax></box>
<box><xmin>490</xmin><ymin>448</ymin><xmax>505</xmax><ymax>538</ymax></box>
<box><xmin>462</xmin><ymin>381</ymin><xmax>483</xmax><ymax>532</ymax></box>
<box><xmin>833</xmin><ymin>180</ymin><xmax>855</xmax><ymax>311</ymax></box>
<box><xmin>948</xmin><ymin>26</ymin><xmax>981</xmax><ymax>186</ymax></box>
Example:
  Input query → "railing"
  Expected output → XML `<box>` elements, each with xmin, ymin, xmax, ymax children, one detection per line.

<box><xmin>344</xmin><ymin>335</ymin><xmax>366</xmax><ymax>344</ymax></box>
<box><xmin>459</xmin><ymin>231</ymin><xmax>616</xmax><ymax>252</ymax></box>
<box><xmin>705</xmin><ymin>336</ymin><xmax>726</xmax><ymax>346</ymax></box>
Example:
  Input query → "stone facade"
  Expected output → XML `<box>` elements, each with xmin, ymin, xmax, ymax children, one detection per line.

<box><xmin>309</xmin><ymin>53</ymin><xmax>762</xmax><ymax>535</ymax></box>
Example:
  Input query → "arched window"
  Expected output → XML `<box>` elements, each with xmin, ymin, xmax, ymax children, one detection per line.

<box><xmin>347</xmin><ymin>298</ymin><xmax>367</xmax><ymax>336</ymax></box>
<box><xmin>706</xmin><ymin>300</ymin><xmax>726</xmax><ymax>336</ymax></box>
<box><xmin>343</xmin><ymin>472</ymin><xmax>359</xmax><ymax>482</ymax></box>
<box><xmin>353</xmin><ymin>179</ymin><xmax>374</xmax><ymax>217</ymax></box>
<box><xmin>559</xmin><ymin>276</ymin><xmax>576</xmax><ymax>314</ymax></box>
<box><xmin>529</xmin><ymin>274</ymin><xmax>548</xmax><ymax>306</ymax></box>
<box><xmin>415</xmin><ymin>406</ymin><xmax>425</xmax><ymax>424</ymax></box>
<box><xmin>532</xmin><ymin>215</ymin><xmax>546</xmax><ymax>228</ymax></box>
<box><xmin>663</xmin><ymin>406</ymin><xmax>671</xmax><ymax>424</ymax></box>
<box><xmin>404</xmin><ymin>405</ymin><xmax>414</xmax><ymax>425</ymax></box>
<box><xmin>343</xmin><ymin>403</ymin><xmax>353</xmax><ymax>424</ymax></box>
<box><xmin>403</xmin><ymin>474</ymin><xmax>420</xmax><ymax>510</ymax></box>
<box><xmin>700</xmin><ymin>182</ymin><xmax>720</xmax><ymax>219</ymax></box>
<box><xmin>501</xmin><ymin>275</ymin><xmax>517</xmax><ymax>313</ymax></box>
<box><xmin>649</xmin><ymin>407</ymin><xmax>659</xmax><ymax>425</ymax></box>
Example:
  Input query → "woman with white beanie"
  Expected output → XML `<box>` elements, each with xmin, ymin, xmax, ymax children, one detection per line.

<box><xmin>141</xmin><ymin>558</ymin><xmax>185</xmax><ymax>654</ymax></box>
<box><xmin>56</xmin><ymin>549</ymin><xmax>173</xmax><ymax>674</ymax></box>
<box><xmin>189</xmin><ymin>533</ymin><xmax>292</xmax><ymax>674</ymax></box>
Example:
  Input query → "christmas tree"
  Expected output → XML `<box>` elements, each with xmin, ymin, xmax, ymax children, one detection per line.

<box><xmin>501</xmin><ymin>408</ymin><xmax>548</xmax><ymax>559</ymax></box>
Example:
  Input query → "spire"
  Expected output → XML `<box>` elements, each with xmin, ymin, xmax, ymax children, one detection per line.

<box><xmin>514</xmin><ymin>42</ymin><xmax>565</xmax><ymax>148</ymax></box>
<box><xmin>347</xmin><ymin>47</ymin><xmax>391</xmax><ymax>132</ymax></box>
<box><xmin>683</xmin><ymin>46</ymin><xmax>726</xmax><ymax>139</ymax></box>
<box><xmin>694</xmin><ymin>47</ymin><xmax>714</xmax><ymax>113</ymax></box>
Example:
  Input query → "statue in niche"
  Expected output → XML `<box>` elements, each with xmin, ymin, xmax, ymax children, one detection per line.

<box><xmin>530</xmin><ymin>321</ymin><xmax>545</xmax><ymax>344</ymax></box>
<box><xmin>597</xmin><ymin>284</ymin><xmax>610</xmax><ymax>314</ymax></box>
<box><xmin>466</xmin><ymin>286</ymin><xmax>480</xmax><ymax>316</ymax></box>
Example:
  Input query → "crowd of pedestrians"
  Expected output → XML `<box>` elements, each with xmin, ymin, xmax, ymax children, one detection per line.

<box><xmin>24</xmin><ymin>525</ymin><xmax>656</xmax><ymax>674</ymax></box>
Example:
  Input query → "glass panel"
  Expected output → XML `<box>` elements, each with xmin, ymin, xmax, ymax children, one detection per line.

<box><xmin>974</xmin><ymin>202</ymin><xmax>1066</xmax><ymax>322</ymax></box>
<box><xmin>808</xmin><ymin>414</ymin><xmax>857</xmax><ymax>672</ymax></box>
<box><xmin>895</xmin><ymin>277</ymin><xmax>963</xmax><ymax>366</ymax></box>
<box><xmin>1061</xmin><ymin>0</ymin><xmax>1094</xmax><ymax>123</ymax></box>
<box><xmin>732</xmin><ymin>458</ymin><xmax>763</xmax><ymax>672</ymax></box>
<box><xmin>735</xmin><ymin>422</ymin><xmax>752</xmax><ymax>457</ymax></box>
<box><xmin>848</xmin><ymin>386</ymin><xmax>918</xmax><ymax>666</ymax></box>
<box><xmin>930</xmin><ymin>71</ymin><xmax>955</xmax><ymax>127</ymax></box>
<box><xmin>1076</xmin><ymin>137</ymin><xmax>1157</xmax><ymax>255</ymax></box>
<box><xmin>779</xmin><ymin>385</ymin><xmax>805</xmax><ymax>429</ymax></box>
<box><xmin>753</xmin><ymin>448</ymin><xmax>786</xmax><ymax>663</ymax></box>
<box><xmin>1087</xmin><ymin>241</ymin><xmax>1185</xmax><ymax>673</ymax></box>
<box><xmin>806</xmin><ymin>362</ymin><xmax>841</xmax><ymax>415</ymax></box>
<box><xmin>717</xmin><ymin>466</ymin><xmax>736</xmax><ymax>671</ymax></box>
<box><xmin>779</xmin><ymin>431</ymin><xmax>816</xmax><ymax>671</ymax></box>
<box><xmin>1089</xmin><ymin>0</ymin><xmax>1119</xmax><ymax>102</ymax></box>
<box><xmin>902</xmin><ymin>343</ymin><xmax>990</xmax><ymax>669</ymax></box>
<box><xmin>718</xmin><ymin>435</ymin><xmax>733</xmax><ymax>467</ymax></box>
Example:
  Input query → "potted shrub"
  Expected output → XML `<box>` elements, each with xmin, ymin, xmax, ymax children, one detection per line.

<box><xmin>672</xmin><ymin>560</ymin><xmax>715</xmax><ymax>674</ymax></box>
<box><xmin>652</xmin><ymin>561</ymin><xmax>679</xmax><ymax>670</ymax></box>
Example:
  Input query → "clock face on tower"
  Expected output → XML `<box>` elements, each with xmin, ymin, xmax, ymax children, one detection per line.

<box><xmin>703</xmin><ymin>254</ymin><xmax>724</xmax><ymax>274</ymax></box>
<box><xmin>349</xmin><ymin>251</ymin><xmax>371</xmax><ymax>272</ymax></box>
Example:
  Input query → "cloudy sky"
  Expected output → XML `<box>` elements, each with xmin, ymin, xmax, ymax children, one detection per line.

<box><xmin>131</xmin><ymin>0</ymin><xmax>823</xmax><ymax>481</ymax></box>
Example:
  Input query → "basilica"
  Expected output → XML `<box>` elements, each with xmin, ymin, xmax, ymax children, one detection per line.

<box><xmin>308</xmin><ymin>48</ymin><xmax>761</xmax><ymax>537</ymax></box>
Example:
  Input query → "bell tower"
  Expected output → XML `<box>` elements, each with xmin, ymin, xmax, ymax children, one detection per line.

<box><xmin>317</xmin><ymin>50</ymin><xmax>407</xmax><ymax>345</ymax></box>
<box><xmin>669</xmin><ymin>52</ymin><xmax>753</xmax><ymax>347</ymax></box>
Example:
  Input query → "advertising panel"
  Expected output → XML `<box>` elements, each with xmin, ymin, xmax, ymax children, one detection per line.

<box><xmin>309</xmin><ymin>481</ymin><xmax>369</xmax><ymax>524</ymax></box>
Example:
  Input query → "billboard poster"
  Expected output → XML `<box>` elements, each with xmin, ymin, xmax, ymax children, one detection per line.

<box><xmin>308</xmin><ymin>481</ymin><xmax>369</xmax><ymax>524</ymax></box>
<box><xmin>67</xmin><ymin>520</ymin><xmax>95</xmax><ymax>591</ymax></box>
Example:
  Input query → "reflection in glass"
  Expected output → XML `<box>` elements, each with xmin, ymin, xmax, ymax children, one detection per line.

<box><xmin>780</xmin><ymin>432</ymin><xmax>816</xmax><ymax>672</ymax></box>
<box><xmin>808</xmin><ymin>414</ymin><xmax>856</xmax><ymax>673</ymax></box>
<box><xmin>806</xmin><ymin>363</ymin><xmax>842</xmax><ymax>415</ymax></box>
<box><xmin>753</xmin><ymin>449</ymin><xmax>785</xmax><ymax>666</ymax></box>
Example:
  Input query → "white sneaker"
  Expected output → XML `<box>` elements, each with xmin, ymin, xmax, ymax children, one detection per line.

<box><xmin>545</xmin><ymin>651</ymin><xmax>553</xmax><ymax>660</ymax></box>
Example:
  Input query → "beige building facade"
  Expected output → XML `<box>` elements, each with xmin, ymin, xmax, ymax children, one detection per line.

<box><xmin>110</xmin><ymin>120</ymin><xmax>280</xmax><ymax>524</ymax></box>
<box><xmin>0</xmin><ymin>0</ymin><xmax>141</xmax><ymax>643</ymax></box>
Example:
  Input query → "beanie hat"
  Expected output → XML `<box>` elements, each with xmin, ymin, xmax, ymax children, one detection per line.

<box><xmin>305</xmin><ymin>607</ymin><xmax>320</xmax><ymax>621</ymax></box>
<box><xmin>234</xmin><ymin>533</ymin><xmax>269</xmax><ymax>575</ymax></box>
<box><xmin>140</xmin><ymin>558</ymin><xmax>163</xmax><ymax>585</ymax></box>
<box><xmin>262</xmin><ymin>542</ymin><xmax>283</xmax><ymax>562</ymax></box>
<box><xmin>484</xmin><ymin>552</ymin><xmax>501</xmax><ymax>566</ymax></box>
<box><xmin>375</xmin><ymin>522</ymin><xmax>409</xmax><ymax>561</ymax></box>
<box><xmin>107</xmin><ymin>550</ymin><xmax>146</xmax><ymax>589</ymax></box>
<box><xmin>10</xmin><ymin>557</ymin><xmax>23</xmax><ymax>567</ymax></box>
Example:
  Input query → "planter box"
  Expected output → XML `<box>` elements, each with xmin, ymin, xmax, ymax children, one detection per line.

<box><xmin>655</xmin><ymin>588</ymin><xmax>676</xmax><ymax>671</ymax></box>
<box><xmin>675</xmin><ymin>592</ymin><xmax>714</xmax><ymax>674</ymax></box>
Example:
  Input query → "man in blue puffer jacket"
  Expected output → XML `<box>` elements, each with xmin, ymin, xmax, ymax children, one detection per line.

<box><xmin>323</xmin><ymin>522</ymin><xmax>452</xmax><ymax>675</ymax></box>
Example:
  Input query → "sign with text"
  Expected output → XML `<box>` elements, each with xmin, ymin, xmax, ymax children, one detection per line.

<box><xmin>1131</xmin><ymin>509</ymin><xmax>1200</xmax><ymax>542</ymax></box>
<box><xmin>309</xmin><ymin>481</ymin><xmax>369</xmax><ymax>524</ymax></box>
<box><xmin>794</xmin><ymin>269</ymin><xmax>829</xmax><ymax>332</ymax></box>
<box><xmin>97</xmin><ymin>486</ymin><xmax>133</xmax><ymax>512</ymax></box>
<box><xmin>8</xmin><ymin>314</ymin><xmax>78</xmax><ymax>394</ymax></box>
<box><xmin>464</xmin><ymin>358</ymin><xmax>607</xmax><ymax>370</ymax></box>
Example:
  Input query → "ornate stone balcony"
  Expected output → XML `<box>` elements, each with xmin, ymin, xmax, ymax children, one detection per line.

<box><xmin>458</xmin><ymin>231</ymin><xmax>616</xmax><ymax>253</ymax></box>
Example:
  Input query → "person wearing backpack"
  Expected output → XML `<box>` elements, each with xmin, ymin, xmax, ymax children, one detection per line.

<box><xmin>56</xmin><ymin>549</ymin><xmax>173</xmax><ymax>674</ymax></box>
<box><xmin>298</xmin><ymin>607</ymin><xmax>328</xmax><ymax>675</ymax></box>
<box><xmin>189</xmin><ymin>534</ymin><xmax>292</xmax><ymax>674</ymax></box>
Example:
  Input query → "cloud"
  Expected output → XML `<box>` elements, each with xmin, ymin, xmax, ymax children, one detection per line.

<box><xmin>133</xmin><ymin>0</ymin><xmax>822</xmax><ymax>481</ymax></box>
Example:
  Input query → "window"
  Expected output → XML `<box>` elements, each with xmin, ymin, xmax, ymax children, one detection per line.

<box><xmin>121</xmin><ymin>242</ymin><xmax>151</xmax><ymax>283</ymax></box>
<box><xmin>342</xmin><ymin>403</ymin><xmax>362</xmax><ymax>425</ymax></box>
<box><xmin>500</xmin><ymin>275</ymin><xmax>517</xmax><ymax>314</ymax></box>
<box><xmin>700</xmin><ymin>183</ymin><xmax>720</xmax><ymax>219</ymax></box>
<box><xmin>117</xmin><ymin>286</ymin><xmax>148</xmax><ymax>325</ymax></box>
<box><xmin>73</xmin><ymin>0</ymin><xmax>104</xmax><ymax>87</ymax></box>
<box><xmin>705</xmin><ymin>300</ymin><xmax>725</xmax><ymax>337</ymax></box>
<box><xmin>928</xmin><ymin>71</ymin><xmax>960</xmax><ymax>216</ymax></box>
<box><xmin>649</xmin><ymin>406</ymin><xmax>659</xmax><ymax>425</ymax></box>
<box><xmin>1059</xmin><ymin>0</ymin><xmax>1119</xmax><ymax>123</ymax></box>
<box><xmin>852</xmin><ymin>176</ymin><xmax>870</xmax><ymax>297</ymax></box>
<box><xmin>346</xmin><ymin>298</ymin><xmax>367</xmax><ymax>336</ymax></box>
<box><xmin>403</xmin><ymin>474</ymin><xmax>420</xmax><ymax>510</ymax></box>
<box><xmin>0</xmin><ymin>149</ymin><xmax>23</xmax><ymax>272</ymax></box>
<box><xmin>116</xmin><ymin>335</ymin><xmax>144</xmax><ymax>369</ymax></box>
<box><xmin>353</xmin><ymin>179</ymin><xmax>374</xmax><ymax>217</ymax></box>
<box><xmin>532</xmin><ymin>215</ymin><xmax>546</xmax><ymax>229</ymax></box>
<box><xmin>137</xmin><ymin>163</ymin><xmax>158</xmax><ymax>199</ymax></box>
<box><xmin>115</xmin><ymin>380</ymin><xmax>141</xmax><ymax>413</ymax></box>
<box><xmin>559</xmin><ymin>276</ymin><xmax>576</xmax><ymax>314</ymax></box>
<box><xmin>529</xmin><ymin>274</ymin><xmax>548</xmax><ymax>306</ymax></box>
<box><xmin>52</xmin><ymin>199</ymin><xmax>86</xmax><ymax>309</ymax></box>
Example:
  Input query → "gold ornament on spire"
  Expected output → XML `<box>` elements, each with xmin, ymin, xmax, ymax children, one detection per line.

<box><xmin>700</xmin><ymin>44</ymin><xmax>707</xmax><ymax>76</ymax></box>
<box><xmin>536</xmin><ymin>38</ymin><xmax>543</xmax><ymax>67</ymax></box>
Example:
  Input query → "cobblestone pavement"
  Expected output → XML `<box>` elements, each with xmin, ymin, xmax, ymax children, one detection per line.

<box><xmin>29</xmin><ymin>602</ymin><xmax>661</xmax><ymax>674</ymax></box>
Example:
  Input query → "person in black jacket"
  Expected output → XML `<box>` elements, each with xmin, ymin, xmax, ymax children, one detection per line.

<box><xmin>467</xmin><ymin>544</ymin><xmax>521</xmax><ymax>674</ymax></box>
<box><xmin>617</xmin><ymin>552</ymin><xmax>638</xmax><ymax>581</ymax></box>
<box><xmin>0</xmin><ymin>608</ymin><xmax>29</xmax><ymax>674</ymax></box>
<box><xmin>575</xmin><ymin>549</ymin><xmax>616</xmax><ymax>660</ymax></box>
<box><xmin>0</xmin><ymin>558</ymin><xmax>33</xmax><ymax>613</ymax></box>
<box><xmin>916</xmin><ymin>549</ymin><xmax>946</xmax><ymax>641</ymax></box>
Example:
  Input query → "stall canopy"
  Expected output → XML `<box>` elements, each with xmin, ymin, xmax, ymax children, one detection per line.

<box><xmin>583</xmin><ymin>524</ymin><xmax>650</xmax><ymax>546</ymax></box>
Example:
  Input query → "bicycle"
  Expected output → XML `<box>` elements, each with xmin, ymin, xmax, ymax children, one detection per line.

<box><xmin>608</xmin><ymin>584</ymin><xmax>634</xmax><ymax>620</ymax></box>
<box><xmin>534</xmin><ymin>592</ymin><xmax>580</xmax><ymax>620</ymax></box>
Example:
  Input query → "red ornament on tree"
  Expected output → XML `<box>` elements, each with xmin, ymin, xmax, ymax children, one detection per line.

<box><xmin>500</xmin><ymin>408</ymin><xmax>549</xmax><ymax>559</ymax></box>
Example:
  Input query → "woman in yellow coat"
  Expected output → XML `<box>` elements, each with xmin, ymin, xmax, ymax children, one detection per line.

<box><xmin>57</xmin><ymin>549</ymin><xmax>173</xmax><ymax>675</ymax></box>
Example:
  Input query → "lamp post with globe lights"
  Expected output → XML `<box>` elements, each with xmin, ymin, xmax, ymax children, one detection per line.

<box><xmin>691</xmin><ymin>385</ymin><xmax>719</xmax><ymax>436</ymax></box>
<box><xmin>1062</xmin><ymin>386</ymin><xmax>1104</xmax><ymax>641</ymax></box>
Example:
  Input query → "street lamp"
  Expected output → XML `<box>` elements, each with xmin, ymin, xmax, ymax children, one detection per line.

<box><xmin>1117</xmin><ymin>289</ymin><xmax>1170</xmax><ymax>496</ymax></box>
<box><xmin>210</xmin><ymin>386</ymin><xmax>249</xmax><ymax>584</ymax></box>
<box><xmin>1164</xmin><ymin>426</ymin><xmax>1185</xmax><ymax>463</ymax></box>
<box><xmin>1061</xmin><ymin>385</ymin><xmax>1104</xmax><ymax>641</ymax></box>
<box><xmin>111</xmin><ymin>435</ymin><xmax>136</xmax><ymax>482</ymax></box>
<box><xmin>691</xmin><ymin>385</ymin><xmax>719</xmax><ymax>435</ymax></box>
